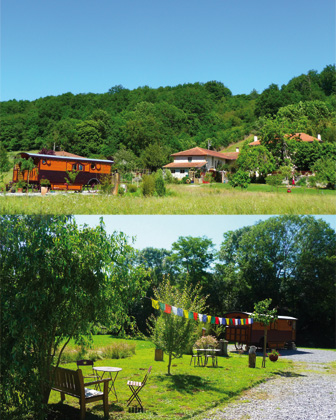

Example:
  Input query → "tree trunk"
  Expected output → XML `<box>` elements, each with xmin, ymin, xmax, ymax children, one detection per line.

<box><xmin>262</xmin><ymin>327</ymin><xmax>267</xmax><ymax>368</ymax></box>
<box><xmin>167</xmin><ymin>353</ymin><xmax>172</xmax><ymax>375</ymax></box>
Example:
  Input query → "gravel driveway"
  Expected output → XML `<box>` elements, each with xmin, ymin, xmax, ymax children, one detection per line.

<box><xmin>201</xmin><ymin>347</ymin><xmax>336</xmax><ymax>420</ymax></box>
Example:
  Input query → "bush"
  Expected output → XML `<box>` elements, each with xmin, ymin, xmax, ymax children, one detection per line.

<box><xmin>265</xmin><ymin>174</ymin><xmax>283</xmax><ymax>190</ymax></box>
<box><xmin>194</xmin><ymin>335</ymin><xmax>219</xmax><ymax>349</ymax></box>
<box><xmin>142</xmin><ymin>174</ymin><xmax>155</xmax><ymax>196</ymax></box>
<box><xmin>164</xmin><ymin>169</ymin><xmax>174</xmax><ymax>184</ymax></box>
<box><xmin>118</xmin><ymin>186</ymin><xmax>125</xmax><ymax>195</ymax></box>
<box><xmin>229</xmin><ymin>169</ymin><xmax>250</xmax><ymax>189</ymax></box>
<box><xmin>296</xmin><ymin>177</ymin><xmax>307</xmax><ymax>187</ymax></box>
<box><xmin>99</xmin><ymin>174</ymin><xmax>114</xmax><ymax>194</ymax></box>
<box><xmin>155</xmin><ymin>170</ymin><xmax>166</xmax><ymax>196</ymax></box>
<box><xmin>128</xmin><ymin>184</ymin><xmax>138</xmax><ymax>193</ymax></box>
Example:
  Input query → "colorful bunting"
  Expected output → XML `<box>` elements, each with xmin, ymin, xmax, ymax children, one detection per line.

<box><xmin>151</xmin><ymin>299</ymin><xmax>254</xmax><ymax>325</ymax></box>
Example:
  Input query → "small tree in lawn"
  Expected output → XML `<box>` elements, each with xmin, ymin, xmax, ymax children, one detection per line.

<box><xmin>148</xmin><ymin>278</ymin><xmax>206</xmax><ymax>375</ymax></box>
<box><xmin>155</xmin><ymin>169</ymin><xmax>166</xmax><ymax>196</ymax></box>
<box><xmin>0</xmin><ymin>142</ymin><xmax>11</xmax><ymax>190</ymax></box>
<box><xmin>229</xmin><ymin>169</ymin><xmax>251</xmax><ymax>189</ymax></box>
<box><xmin>265</xmin><ymin>174</ymin><xmax>283</xmax><ymax>192</ymax></box>
<box><xmin>252</xmin><ymin>298</ymin><xmax>277</xmax><ymax>368</ymax></box>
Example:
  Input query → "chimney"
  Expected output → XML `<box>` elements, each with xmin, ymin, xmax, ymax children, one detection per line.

<box><xmin>317</xmin><ymin>134</ymin><xmax>321</xmax><ymax>140</ymax></box>
<box><xmin>254</xmin><ymin>135</ymin><xmax>258</xmax><ymax>142</ymax></box>
<box><xmin>236</xmin><ymin>147</ymin><xmax>239</xmax><ymax>153</ymax></box>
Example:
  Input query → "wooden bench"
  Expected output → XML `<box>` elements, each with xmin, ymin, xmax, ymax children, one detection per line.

<box><xmin>51</xmin><ymin>366</ymin><xmax>111</xmax><ymax>419</ymax></box>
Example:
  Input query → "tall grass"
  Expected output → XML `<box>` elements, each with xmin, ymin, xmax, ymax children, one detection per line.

<box><xmin>1</xmin><ymin>184</ymin><xmax>335</xmax><ymax>214</ymax></box>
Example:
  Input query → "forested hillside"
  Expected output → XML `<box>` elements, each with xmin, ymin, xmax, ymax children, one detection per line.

<box><xmin>1</xmin><ymin>65</ymin><xmax>335</xmax><ymax>169</ymax></box>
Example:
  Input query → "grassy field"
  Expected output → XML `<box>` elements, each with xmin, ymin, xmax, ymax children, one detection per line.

<box><xmin>1</xmin><ymin>183</ymin><xmax>335</xmax><ymax>215</ymax></box>
<box><xmin>47</xmin><ymin>336</ymin><xmax>294</xmax><ymax>420</ymax></box>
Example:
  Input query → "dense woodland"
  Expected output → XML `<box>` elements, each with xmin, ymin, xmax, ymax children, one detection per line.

<box><xmin>131</xmin><ymin>216</ymin><xmax>335</xmax><ymax>348</ymax></box>
<box><xmin>1</xmin><ymin>65</ymin><xmax>335</xmax><ymax>172</ymax></box>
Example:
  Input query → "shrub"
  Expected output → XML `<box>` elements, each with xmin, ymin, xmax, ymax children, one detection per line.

<box><xmin>164</xmin><ymin>169</ymin><xmax>174</xmax><ymax>184</ymax></box>
<box><xmin>195</xmin><ymin>335</ymin><xmax>219</xmax><ymax>349</ymax></box>
<box><xmin>118</xmin><ymin>186</ymin><xmax>125</xmax><ymax>195</ymax></box>
<box><xmin>296</xmin><ymin>177</ymin><xmax>307</xmax><ymax>187</ymax></box>
<box><xmin>128</xmin><ymin>184</ymin><xmax>138</xmax><ymax>193</ymax></box>
<box><xmin>99</xmin><ymin>174</ymin><xmax>114</xmax><ymax>194</ymax></box>
<box><xmin>142</xmin><ymin>174</ymin><xmax>155</xmax><ymax>196</ymax></box>
<box><xmin>155</xmin><ymin>170</ymin><xmax>166</xmax><ymax>196</ymax></box>
<box><xmin>229</xmin><ymin>170</ymin><xmax>250</xmax><ymax>189</ymax></box>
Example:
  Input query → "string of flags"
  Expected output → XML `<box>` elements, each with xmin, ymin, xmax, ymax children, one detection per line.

<box><xmin>151</xmin><ymin>299</ymin><xmax>253</xmax><ymax>326</ymax></box>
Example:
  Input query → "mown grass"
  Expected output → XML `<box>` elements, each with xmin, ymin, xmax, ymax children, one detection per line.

<box><xmin>48</xmin><ymin>336</ymin><xmax>294</xmax><ymax>419</ymax></box>
<box><xmin>1</xmin><ymin>184</ymin><xmax>335</xmax><ymax>214</ymax></box>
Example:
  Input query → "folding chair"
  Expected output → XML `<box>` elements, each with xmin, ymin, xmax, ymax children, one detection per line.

<box><xmin>127</xmin><ymin>366</ymin><xmax>152</xmax><ymax>410</ymax></box>
<box><xmin>204</xmin><ymin>346</ymin><xmax>218</xmax><ymax>367</ymax></box>
<box><xmin>76</xmin><ymin>359</ymin><xmax>99</xmax><ymax>389</ymax></box>
<box><xmin>190</xmin><ymin>347</ymin><xmax>203</xmax><ymax>366</ymax></box>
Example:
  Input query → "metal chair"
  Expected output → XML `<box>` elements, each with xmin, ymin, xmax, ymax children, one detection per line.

<box><xmin>190</xmin><ymin>347</ymin><xmax>203</xmax><ymax>366</ymax></box>
<box><xmin>204</xmin><ymin>346</ymin><xmax>218</xmax><ymax>367</ymax></box>
<box><xmin>127</xmin><ymin>366</ymin><xmax>152</xmax><ymax>410</ymax></box>
<box><xmin>76</xmin><ymin>359</ymin><xmax>99</xmax><ymax>389</ymax></box>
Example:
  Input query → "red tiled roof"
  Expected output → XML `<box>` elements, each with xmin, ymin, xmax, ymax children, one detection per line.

<box><xmin>249</xmin><ymin>133</ymin><xmax>321</xmax><ymax>146</ymax></box>
<box><xmin>163</xmin><ymin>161</ymin><xmax>206</xmax><ymax>169</ymax></box>
<box><xmin>171</xmin><ymin>147</ymin><xmax>238</xmax><ymax>160</ymax></box>
<box><xmin>288</xmin><ymin>133</ymin><xmax>321</xmax><ymax>142</ymax></box>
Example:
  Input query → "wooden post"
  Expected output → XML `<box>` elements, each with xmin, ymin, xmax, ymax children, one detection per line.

<box><xmin>248</xmin><ymin>346</ymin><xmax>257</xmax><ymax>368</ymax></box>
<box><xmin>113</xmin><ymin>172</ymin><xmax>120</xmax><ymax>196</ymax></box>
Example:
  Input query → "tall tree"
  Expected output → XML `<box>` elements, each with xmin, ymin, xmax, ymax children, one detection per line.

<box><xmin>0</xmin><ymin>216</ymin><xmax>148</xmax><ymax>419</ymax></box>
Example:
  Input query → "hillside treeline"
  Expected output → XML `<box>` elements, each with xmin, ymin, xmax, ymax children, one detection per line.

<box><xmin>131</xmin><ymin>216</ymin><xmax>335</xmax><ymax>348</ymax></box>
<box><xmin>0</xmin><ymin>65</ymin><xmax>335</xmax><ymax>167</ymax></box>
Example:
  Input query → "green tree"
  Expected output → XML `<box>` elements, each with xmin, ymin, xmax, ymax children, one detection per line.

<box><xmin>147</xmin><ymin>279</ymin><xmax>206</xmax><ymax>375</ymax></box>
<box><xmin>141</xmin><ymin>174</ymin><xmax>156</xmax><ymax>196</ymax></box>
<box><xmin>229</xmin><ymin>169</ymin><xmax>251</xmax><ymax>189</ymax></box>
<box><xmin>0</xmin><ymin>216</ymin><xmax>148</xmax><ymax>418</ymax></box>
<box><xmin>312</xmin><ymin>157</ymin><xmax>336</xmax><ymax>189</ymax></box>
<box><xmin>154</xmin><ymin>169</ymin><xmax>166</xmax><ymax>196</ymax></box>
<box><xmin>169</xmin><ymin>236</ymin><xmax>215</xmax><ymax>290</ymax></box>
<box><xmin>265</xmin><ymin>174</ymin><xmax>283</xmax><ymax>191</ymax></box>
<box><xmin>252</xmin><ymin>299</ymin><xmax>277</xmax><ymax>368</ymax></box>
<box><xmin>65</xmin><ymin>169</ymin><xmax>80</xmax><ymax>186</ymax></box>
<box><xmin>141</xmin><ymin>143</ymin><xmax>169</xmax><ymax>172</ymax></box>
<box><xmin>236</xmin><ymin>145</ymin><xmax>275</xmax><ymax>179</ymax></box>
<box><xmin>0</xmin><ymin>142</ymin><xmax>11</xmax><ymax>187</ymax></box>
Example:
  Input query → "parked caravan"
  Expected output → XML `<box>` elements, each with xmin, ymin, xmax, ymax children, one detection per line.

<box><xmin>224</xmin><ymin>311</ymin><xmax>297</xmax><ymax>350</ymax></box>
<box><xmin>12</xmin><ymin>152</ymin><xmax>113</xmax><ymax>191</ymax></box>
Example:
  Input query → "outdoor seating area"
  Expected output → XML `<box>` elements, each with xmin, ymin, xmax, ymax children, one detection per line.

<box><xmin>191</xmin><ymin>347</ymin><xmax>220</xmax><ymax>367</ymax></box>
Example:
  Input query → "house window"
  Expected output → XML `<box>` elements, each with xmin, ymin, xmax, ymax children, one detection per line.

<box><xmin>72</xmin><ymin>163</ymin><xmax>83</xmax><ymax>171</ymax></box>
<box><xmin>42</xmin><ymin>159</ymin><xmax>46</xmax><ymax>165</ymax></box>
<box><xmin>91</xmin><ymin>163</ymin><xmax>96</xmax><ymax>170</ymax></box>
<box><xmin>171</xmin><ymin>169</ymin><xmax>175</xmax><ymax>173</ymax></box>
<box><xmin>188</xmin><ymin>157</ymin><xmax>192</xmax><ymax>162</ymax></box>
<box><xmin>180</xmin><ymin>169</ymin><xmax>185</xmax><ymax>174</ymax></box>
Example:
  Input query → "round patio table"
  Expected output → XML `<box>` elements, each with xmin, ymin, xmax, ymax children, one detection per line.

<box><xmin>93</xmin><ymin>367</ymin><xmax>122</xmax><ymax>401</ymax></box>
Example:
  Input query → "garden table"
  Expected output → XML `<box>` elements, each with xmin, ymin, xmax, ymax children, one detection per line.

<box><xmin>93</xmin><ymin>367</ymin><xmax>122</xmax><ymax>401</ymax></box>
<box><xmin>197</xmin><ymin>349</ymin><xmax>221</xmax><ymax>367</ymax></box>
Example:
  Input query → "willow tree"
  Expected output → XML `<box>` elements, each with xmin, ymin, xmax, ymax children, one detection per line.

<box><xmin>0</xmin><ymin>216</ymin><xmax>148</xmax><ymax>419</ymax></box>
<box><xmin>148</xmin><ymin>279</ymin><xmax>206</xmax><ymax>375</ymax></box>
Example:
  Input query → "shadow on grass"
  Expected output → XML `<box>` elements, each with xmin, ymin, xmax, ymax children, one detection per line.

<box><xmin>47</xmin><ymin>401</ymin><xmax>124</xmax><ymax>419</ymax></box>
<box><xmin>156</xmin><ymin>373</ymin><xmax>226</xmax><ymax>395</ymax></box>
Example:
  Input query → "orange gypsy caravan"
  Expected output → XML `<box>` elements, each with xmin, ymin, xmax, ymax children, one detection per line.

<box><xmin>224</xmin><ymin>311</ymin><xmax>297</xmax><ymax>351</ymax></box>
<box><xmin>12</xmin><ymin>152</ymin><xmax>113</xmax><ymax>191</ymax></box>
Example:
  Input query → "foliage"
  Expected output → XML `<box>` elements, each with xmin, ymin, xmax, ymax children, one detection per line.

<box><xmin>312</xmin><ymin>157</ymin><xmax>336</xmax><ymax>189</ymax></box>
<box><xmin>0</xmin><ymin>142</ymin><xmax>11</xmax><ymax>184</ymax></box>
<box><xmin>0</xmin><ymin>216</ymin><xmax>148</xmax><ymax>418</ymax></box>
<box><xmin>164</xmin><ymin>169</ymin><xmax>175</xmax><ymax>184</ymax></box>
<box><xmin>141</xmin><ymin>174</ymin><xmax>156</xmax><ymax>196</ymax></box>
<box><xmin>216</xmin><ymin>216</ymin><xmax>336</xmax><ymax>347</ymax></box>
<box><xmin>65</xmin><ymin>169</ymin><xmax>79</xmax><ymax>186</ymax></box>
<box><xmin>252</xmin><ymin>299</ymin><xmax>277</xmax><ymax>368</ymax></box>
<box><xmin>194</xmin><ymin>335</ymin><xmax>218</xmax><ymax>349</ymax></box>
<box><xmin>236</xmin><ymin>145</ymin><xmax>275</xmax><ymax>179</ymax></box>
<box><xmin>98</xmin><ymin>173</ymin><xmax>114</xmax><ymax>194</ymax></box>
<box><xmin>127</xmin><ymin>183</ymin><xmax>138</xmax><ymax>193</ymax></box>
<box><xmin>154</xmin><ymin>169</ymin><xmax>166</xmax><ymax>196</ymax></box>
<box><xmin>40</xmin><ymin>178</ymin><xmax>50</xmax><ymax>186</ymax></box>
<box><xmin>147</xmin><ymin>279</ymin><xmax>206</xmax><ymax>375</ymax></box>
<box><xmin>265</xmin><ymin>174</ymin><xmax>283</xmax><ymax>191</ymax></box>
<box><xmin>204</xmin><ymin>172</ymin><xmax>214</xmax><ymax>183</ymax></box>
<box><xmin>229</xmin><ymin>169</ymin><xmax>251</xmax><ymax>189</ymax></box>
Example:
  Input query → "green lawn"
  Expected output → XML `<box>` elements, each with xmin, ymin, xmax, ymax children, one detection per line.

<box><xmin>48</xmin><ymin>336</ymin><xmax>294</xmax><ymax>420</ymax></box>
<box><xmin>1</xmin><ymin>183</ymin><xmax>335</xmax><ymax>214</ymax></box>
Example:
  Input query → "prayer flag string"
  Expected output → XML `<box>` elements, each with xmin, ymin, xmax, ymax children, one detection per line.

<box><xmin>150</xmin><ymin>299</ymin><xmax>253</xmax><ymax>325</ymax></box>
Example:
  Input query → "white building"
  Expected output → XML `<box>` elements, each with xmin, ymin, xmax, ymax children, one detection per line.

<box><xmin>163</xmin><ymin>147</ymin><xmax>239</xmax><ymax>179</ymax></box>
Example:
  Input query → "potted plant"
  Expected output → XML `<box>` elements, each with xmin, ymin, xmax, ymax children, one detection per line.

<box><xmin>40</xmin><ymin>178</ymin><xmax>50</xmax><ymax>195</ymax></box>
<box><xmin>16</xmin><ymin>180</ymin><xmax>26</xmax><ymax>193</ymax></box>
<box><xmin>268</xmin><ymin>349</ymin><xmax>280</xmax><ymax>362</ymax></box>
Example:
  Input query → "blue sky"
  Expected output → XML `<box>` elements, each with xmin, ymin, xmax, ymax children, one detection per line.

<box><xmin>74</xmin><ymin>215</ymin><xmax>336</xmax><ymax>251</ymax></box>
<box><xmin>1</xmin><ymin>0</ymin><xmax>335</xmax><ymax>101</ymax></box>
